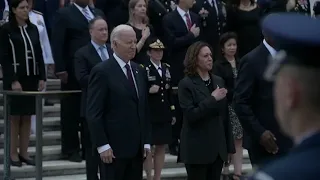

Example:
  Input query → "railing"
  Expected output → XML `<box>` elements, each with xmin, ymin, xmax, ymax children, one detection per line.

<box><xmin>0</xmin><ymin>90</ymin><xmax>81</xmax><ymax>180</ymax></box>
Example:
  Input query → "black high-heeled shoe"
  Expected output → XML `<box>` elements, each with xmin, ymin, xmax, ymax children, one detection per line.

<box><xmin>19</xmin><ymin>155</ymin><xmax>35</xmax><ymax>166</ymax></box>
<box><xmin>10</xmin><ymin>159</ymin><xmax>22</xmax><ymax>167</ymax></box>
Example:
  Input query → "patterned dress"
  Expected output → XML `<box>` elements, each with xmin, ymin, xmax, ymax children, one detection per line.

<box><xmin>229</xmin><ymin>67</ymin><xmax>243</xmax><ymax>139</ymax></box>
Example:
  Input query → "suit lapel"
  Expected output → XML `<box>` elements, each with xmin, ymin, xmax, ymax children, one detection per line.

<box><xmin>174</xmin><ymin>10</ymin><xmax>189</xmax><ymax>32</ymax></box>
<box><xmin>88</xmin><ymin>44</ymin><xmax>103</xmax><ymax>64</ymax></box>
<box><xmin>191</xmin><ymin>75</ymin><xmax>211</xmax><ymax>97</ymax></box>
<box><xmin>131</xmin><ymin>63</ymin><xmax>143</xmax><ymax>100</ymax></box>
<box><xmin>110</xmin><ymin>58</ymin><xmax>138</xmax><ymax>101</ymax></box>
<box><xmin>70</xmin><ymin>4</ymin><xmax>89</xmax><ymax>25</ymax></box>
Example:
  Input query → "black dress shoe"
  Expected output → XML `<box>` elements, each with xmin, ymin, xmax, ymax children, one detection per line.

<box><xmin>68</xmin><ymin>153</ymin><xmax>82</xmax><ymax>162</ymax></box>
<box><xmin>10</xmin><ymin>159</ymin><xmax>22</xmax><ymax>167</ymax></box>
<box><xmin>19</xmin><ymin>155</ymin><xmax>35</xmax><ymax>166</ymax></box>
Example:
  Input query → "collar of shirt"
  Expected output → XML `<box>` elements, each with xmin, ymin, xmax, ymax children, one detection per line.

<box><xmin>74</xmin><ymin>3</ymin><xmax>90</xmax><ymax>13</ymax></box>
<box><xmin>177</xmin><ymin>6</ymin><xmax>190</xmax><ymax>18</ymax></box>
<box><xmin>151</xmin><ymin>60</ymin><xmax>161</xmax><ymax>70</ymax></box>
<box><xmin>263</xmin><ymin>39</ymin><xmax>277</xmax><ymax>58</ymax></box>
<box><xmin>91</xmin><ymin>40</ymin><xmax>106</xmax><ymax>52</ymax></box>
<box><xmin>295</xmin><ymin>130</ymin><xmax>320</xmax><ymax>145</ymax></box>
<box><xmin>113</xmin><ymin>53</ymin><xmax>131</xmax><ymax>70</ymax></box>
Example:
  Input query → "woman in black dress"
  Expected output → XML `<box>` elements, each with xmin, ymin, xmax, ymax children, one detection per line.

<box><xmin>143</xmin><ymin>38</ymin><xmax>176</xmax><ymax>180</ymax></box>
<box><xmin>178</xmin><ymin>41</ymin><xmax>235</xmax><ymax>180</ymax></box>
<box><xmin>226</xmin><ymin>0</ymin><xmax>263</xmax><ymax>58</ymax></box>
<box><xmin>127</xmin><ymin>0</ymin><xmax>154</xmax><ymax>65</ymax></box>
<box><xmin>0</xmin><ymin>0</ymin><xmax>46</xmax><ymax>167</ymax></box>
<box><xmin>213</xmin><ymin>32</ymin><xmax>243</xmax><ymax>180</ymax></box>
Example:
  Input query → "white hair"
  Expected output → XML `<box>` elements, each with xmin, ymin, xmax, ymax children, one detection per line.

<box><xmin>110</xmin><ymin>24</ymin><xmax>134</xmax><ymax>43</ymax></box>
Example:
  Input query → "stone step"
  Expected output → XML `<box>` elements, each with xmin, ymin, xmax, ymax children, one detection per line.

<box><xmin>0</xmin><ymin>117</ymin><xmax>61</xmax><ymax>133</ymax></box>
<box><xmin>0</xmin><ymin>145</ymin><xmax>61</xmax><ymax>163</ymax></box>
<box><xmin>0</xmin><ymin>131</ymin><xmax>61</xmax><ymax>148</ymax></box>
<box><xmin>8</xmin><ymin>163</ymin><xmax>253</xmax><ymax>179</ymax></box>
<box><xmin>0</xmin><ymin>144</ymin><xmax>251</xmax><ymax>165</ymax></box>
<box><xmin>0</xmin><ymin>104</ymin><xmax>60</xmax><ymax>119</ymax></box>
<box><xmin>0</xmin><ymin>79</ymin><xmax>61</xmax><ymax>90</ymax></box>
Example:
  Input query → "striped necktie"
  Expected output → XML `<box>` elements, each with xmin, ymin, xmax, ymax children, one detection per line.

<box><xmin>82</xmin><ymin>8</ymin><xmax>92</xmax><ymax>21</ymax></box>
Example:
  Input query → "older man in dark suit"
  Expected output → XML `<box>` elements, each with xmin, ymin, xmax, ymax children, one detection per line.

<box><xmin>234</xmin><ymin>23</ymin><xmax>293</xmax><ymax>167</ymax></box>
<box><xmin>86</xmin><ymin>24</ymin><xmax>151</xmax><ymax>180</ymax></box>
<box><xmin>51</xmin><ymin>0</ymin><xmax>105</xmax><ymax>162</ymax></box>
<box><xmin>74</xmin><ymin>17</ymin><xmax>112</xmax><ymax>180</ymax></box>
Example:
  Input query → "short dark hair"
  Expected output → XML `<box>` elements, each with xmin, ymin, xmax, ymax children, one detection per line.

<box><xmin>88</xmin><ymin>16</ymin><xmax>105</xmax><ymax>29</ymax></box>
<box><xmin>184</xmin><ymin>41</ymin><xmax>211</xmax><ymax>76</ymax></box>
<box><xmin>219</xmin><ymin>32</ymin><xmax>237</xmax><ymax>49</ymax></box>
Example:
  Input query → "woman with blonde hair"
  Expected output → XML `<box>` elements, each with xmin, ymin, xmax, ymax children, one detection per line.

<box><xmin>127</xmin><ymin>0</ymin><xmax>154</xmax><ymax>65</ymax></box>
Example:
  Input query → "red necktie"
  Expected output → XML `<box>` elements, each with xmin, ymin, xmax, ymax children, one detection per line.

<box><xmin>185</xmin><ymin>13</ymin><xmax>192</xmax><ymax>30</ymax></box>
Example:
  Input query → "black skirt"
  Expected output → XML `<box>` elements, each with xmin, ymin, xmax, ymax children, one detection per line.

<box><xmin>3</xmin><ymin>76</ymin><xmax>39</xmax><ymax>115</ymax></box>
<box><xmin>151</xmin><ymin>122</ymin><xmax>172</xmax><ymax>145</ymax></box>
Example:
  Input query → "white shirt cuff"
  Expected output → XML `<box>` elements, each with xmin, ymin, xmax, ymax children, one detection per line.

<box><xmin>144</xmin><ymin>144</ymin><xmax>151</xmax><ymax>149</ymax></box>
<box><xmin>97</xmin><ymin>144</ymin><xmax>111</xmax><ymax>154</ymax></box>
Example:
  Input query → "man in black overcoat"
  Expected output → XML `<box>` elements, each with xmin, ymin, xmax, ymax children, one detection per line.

<box><xmin>51</xmin><ymin>0</ymin><xmax>105</xmax><ymax>162</ymax></box>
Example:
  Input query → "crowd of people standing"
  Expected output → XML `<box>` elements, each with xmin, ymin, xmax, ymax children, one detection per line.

<box><xmin>0</xmin><ymin>0</ymin><xmax>320</xmax><ymax>180</ymax></box>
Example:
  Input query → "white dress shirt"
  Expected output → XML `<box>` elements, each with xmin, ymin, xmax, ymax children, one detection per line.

<box><xmin>207</xmin><ymin>0</ymin><xmax>219</xmax><ymax>15</ymax></box>
<box><xmin>73</xmin><ymin>3</ymin><xmax>94</xmax><ymax>20</ymax></box>
<box><xmin>97</xmin><ymin>53</ymin><xmax>151</xmax><ymax>154</ymax></box>
<box><xmin>151</xmin><ymin>60</ymin><xmax>162</xmax><ymax>77</ymax></box>
<box><xmin>4</xmin><ymin>0</ymin><xmax>9</xmax><ymax>11</ymax></box>
<box><xmin>91</xmin><ymin>40</ymin><xmax>109</xmax><ymax>61</ymax></box>
<box><xmin>263</xmin><ymin>39</ymin><xmax>277</xmax><ymax>58</ymax></box>
<box><xmin>29</xmin><ymin>10</ymin><xmax>54</xmax><ymax>64</ymax></box>
<box><xmin>176</xmin><ymin>6</ymin><xmax>191</xmax><ymax>29</ymax></box>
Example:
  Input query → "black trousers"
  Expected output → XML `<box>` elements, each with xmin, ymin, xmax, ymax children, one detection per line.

<box><xmin>82</xmin><ymin>118</ymin><xmax>105</xmax><ymax>180</ymax></box>
<box><xmin>185</xmin><ymin>157</ymin><xmax>224</xmax><ymax>180</ymax></box>
<box><xmin>103</xmin><ymin>152</ymin><xmax>143</xmax><ymax>180</ymax></box>
<box><xmin>60</xmin><ymin>80</ymin><xmax>82</xmax><ymax>155</ymax></box>
<box><xmin>170</xmin><ymin>94</ymin><xmax>182</xmax><ymax>148</ymax></box>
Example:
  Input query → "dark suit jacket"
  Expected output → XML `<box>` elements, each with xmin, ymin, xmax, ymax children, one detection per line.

<box><xmin>213</xmin><ymin>57</ymin><xmax>239</xmax><ymax>104</ymax></box>
<box><xmin>74</xmin><ymin>43</ymin><xmax>113</xmax><ymax>117</ymax></box>
<box><xmin>51</xmin><ymin>4</ymin><xmax>105</xmax><ymax>89</ymax></box>
<box><xmin>192</xmin><ymin>0</ymin><xmax>227</xmax><ymax>59</ymax></box>
<box><xmin>178</xmin><ymin>74</ymin><xmax>235</xmax><ymax>164</ymax></box>
<box><xmin>250</xmin><ymin>132</ymin><xmax>320</xmax><ymax>180</ymax></box>
<box><xmin>162</xmin><ymin>9</ymin><xmax>202</xmax><ymax>85</ymax></box>
<box><xmin>86</xmin><ymin>55</ymin><xmax>151</xmax><ymax>158</ymax></box>
<box><xmin>95</xmin><ymin>0</ymin><xmax>129</xmax><ymax>33</ymax></box>
<box><xmin>234</xmin><ymin>44</ymin><xmax>292</xmax><ymax>158</ymax></box>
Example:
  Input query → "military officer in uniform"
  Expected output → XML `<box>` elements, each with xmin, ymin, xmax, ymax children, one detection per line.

<box><xmin>192</xmin><ymin>0</ymin><xmax>227</xmax><ymax>60</ymax></box>
<box><xmin>142</xmin><ymin>38</ymin><xmax>176</xmax><ymax>180</ymax></box>
<box><xmin>148</xmin><ymin>0</ymin><xmax>177</xmax><ymax>40</ymax></box>
<box><xmin>29</xmin><ymin>8</ymin><xmax>55</xmax><ymax>134</ymax></box>
<box><xmin>249</xmin><ymin>13</ymin><xmax>320</xmax><ymax>180</ymax></box>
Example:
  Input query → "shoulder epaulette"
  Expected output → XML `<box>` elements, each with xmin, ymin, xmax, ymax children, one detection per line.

<box><xmin>164</xmin><ymin>63</ymin><xmax>170</xmax><ymax>67</ymax></box>
<box><xmin>32</xmin><ymin>10</ymin><xmax>43</xmax><ymax>15</ymax></box>
<box><xmin>140</xmin><ymin>64</ymin><xmax>144</xmax><ymax>68</ymax></box>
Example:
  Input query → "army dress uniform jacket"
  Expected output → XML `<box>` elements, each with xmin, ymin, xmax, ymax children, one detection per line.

<box><xmin>143</xmin><ymin>61</ymin><xmax>175</xmax><ymax>123</ymax></box>
<box><xmin>29</xmin><ymin>10</ymin><xmax>54</xmax><ymax>65</ymax></box>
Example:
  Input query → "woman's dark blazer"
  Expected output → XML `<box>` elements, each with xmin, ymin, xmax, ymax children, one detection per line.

<box><xmin>213</xmin><ymin>57</ymin><xmax>239</xmax><ymax>104</ymax></box>
<box><xmin>178</xmin><ymin>74</ymin><xmax>235</xmax><ymax>164</ymax></box>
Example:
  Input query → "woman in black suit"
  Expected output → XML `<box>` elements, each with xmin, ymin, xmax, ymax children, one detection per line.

<box><xmin>213</xmin><ymin>32</ymin><xmax>243</xmax><ymax>180</ymax></box>
<box><xmin>178</xmin><ymin>41</ymin><xmax>235</xmax><ymax>180</ymax></box>
<box><xmin>0</xmin><ymin>0</ymin><xmax>46</xmax><ymax>167</ymax></box>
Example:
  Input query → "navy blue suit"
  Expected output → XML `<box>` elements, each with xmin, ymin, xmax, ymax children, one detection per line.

<box><xmin>0</xmin><ymin>0</ymin><xmax>5</xmax><ymax>20</ymax></box>
<box><xmin>250</xmin><ymin>132</ymin><xmax>320</xmax><ymax>180</ymax></box>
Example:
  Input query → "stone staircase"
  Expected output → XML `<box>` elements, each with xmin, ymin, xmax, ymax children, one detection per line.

<box><xmin>0</xmin><ymin>79</ymin><xmax>253</xmax><ymax>179</ymax></box>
